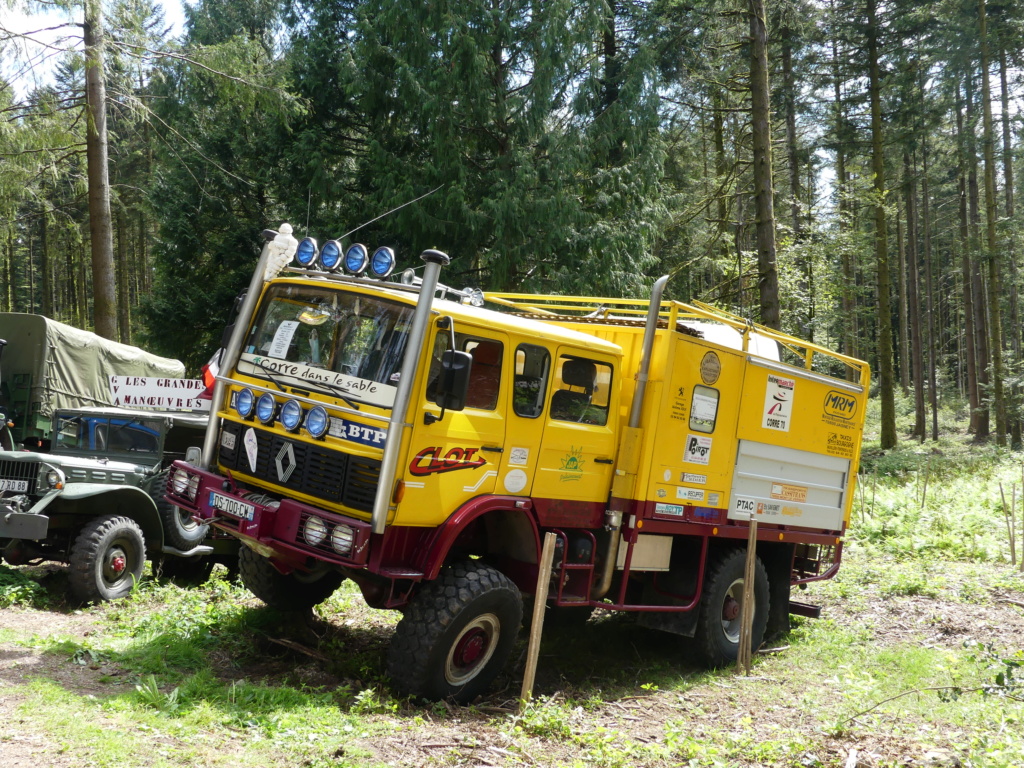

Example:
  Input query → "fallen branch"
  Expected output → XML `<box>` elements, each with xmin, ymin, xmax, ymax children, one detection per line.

<box><xmin>845</xmin><ymin>684</ymin><xmax>1024</xmax><ymax>723</ymax></box>
<box><xmin>267</xmin><ymin>637</ymin><xmax>331</xmax><ymax>662</ymax></box>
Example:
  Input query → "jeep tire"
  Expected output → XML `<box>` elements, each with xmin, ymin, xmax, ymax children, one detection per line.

<box><xmin>69</xmin><ymin>515</ymin><xmax>146</xmax><ymax>603</ymax></box>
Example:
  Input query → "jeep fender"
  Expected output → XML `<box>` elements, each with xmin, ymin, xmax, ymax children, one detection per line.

<box><xmin>418</xmin><ymin>496</ymin><xmax>540</xmax><ymax>583</ymax></box>
<box><xmin>46</xmin><ymin>484</ymin><xmax>164</xmax><ymax>553</ymax></box>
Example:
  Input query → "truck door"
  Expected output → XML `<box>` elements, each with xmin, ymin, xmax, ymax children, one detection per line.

<box><xmin>532</xmin><ymin>350</ymin><xmax>618</xmax><ymax>528</ymax></box>
<box><xmin>402</xmin><ymin>327</ymin><xmax>508</xmax><ymax>525</ymax></box>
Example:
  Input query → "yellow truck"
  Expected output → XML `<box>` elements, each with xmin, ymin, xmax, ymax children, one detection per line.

<box><xmin>166</xmin><ymin>225</ymin><xmax>869</xmax><ymax>702</ymax></box>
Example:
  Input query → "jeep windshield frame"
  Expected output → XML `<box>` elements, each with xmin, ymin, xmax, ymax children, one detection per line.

<box><xmin>237</xmin><ymin>283</ymin><xmax>415</xmax><ymax>410</ymax></box>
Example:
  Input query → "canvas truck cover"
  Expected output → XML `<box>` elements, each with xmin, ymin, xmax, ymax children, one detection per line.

<box><xmin>0</xmin><ymin>313</ymin><xmax>186</xmax><ymax>439</ymax></box>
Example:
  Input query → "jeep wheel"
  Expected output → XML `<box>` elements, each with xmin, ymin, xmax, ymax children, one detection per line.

<box><xmin>69</xmin><ymin>515</ymin><xmax>146</xmax><ymax>603</ymax></box>
<box><xmin>691</xmin><ymin>548</ymin><xmax>769</xmax><ymax>668</ymax></box>
<box><xmin>154</xmin><ymin>470</ymin><xmax>207</xmax><ymax>550</ymax></box>
<box><xmin>387</xmin><ymin>561</ymin><xmax>523</xmax><ymax>703</ymax></box>
<box><xmin>238</xmin><ymin>545</ymin><xmax>343</xmax><ymax>609</ymax></box>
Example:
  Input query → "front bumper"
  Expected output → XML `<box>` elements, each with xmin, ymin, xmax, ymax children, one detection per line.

<box><xmin>165</xmin><ymin>460</ymin><xmax>373</xmax><ymax>570</ymax></box>
<box><xmin>0</xmin><ymin>504</ymin><xmax>49</xmax><ymax>540</ymax></box>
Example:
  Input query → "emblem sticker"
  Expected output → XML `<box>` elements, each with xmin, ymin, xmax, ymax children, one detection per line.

<box><xmin>559</xmin><ymin>447</ymin><xmax>585</xmax><ymax>481</ymax></box>
<box><xmin>243</xmin><ymin>427</ymin><xmax>258</xmax><ymax>473</ymax></box>
<box><xmin>509</xmin><ymin>447</ymin><xmax>530</xmax><ymax>466</ymax></box>
<box><xmin>684</xmin><ymin>434</ymin><xmax>712</xmax><ymax>465</ymax></box>
<box><xmin>503</xmin><ymin>469</ymin><xmax>528</xmax><ymax>493</ymax></box>
<box><xmin>677</xmin><ymin>487</ymin><xmax>705</xmax><ymax>502</ymax></box>
<box><xmin>762</xmin><ymin>374</ymin><xmax>795</xmax><ymax>432</ymax></box>
<box><xmin>700</xmin><ymin>351</ymin><xmax>721</xmax><ymax>385</ymax></box>
<box><xmin>409</xmin><ymin>447</ymin><xmax>487</xmax><ymax>476</ymax></box>
<box><xmin>655</xmin><ymin>503</ymin><xmax>685</xmax><ymax>517</ymax></box>
<box><xmin>770</xmin><ymin>483</ymin><xmax>808</xmax><ymax>502</ymax></box>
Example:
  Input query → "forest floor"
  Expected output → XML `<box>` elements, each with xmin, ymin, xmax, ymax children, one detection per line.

<box><xmin>2</xmin><ymin>549</ymin><xmax>1023</xmax><ymax>768</ymax></box>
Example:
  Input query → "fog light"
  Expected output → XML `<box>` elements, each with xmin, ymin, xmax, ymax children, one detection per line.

<box><xmin>171</xmin><ymin>468</ymin><xmax>189</xmax><ymax>495</ymax></box>
<box><xmin>280</xmin><ymin>399</ymin><xmax>302</xmax><ymax>432</ymax></box>
<box><xmin>330</xmin><ymin>524</ymin><xmax>354</xmax><ymax>555</ymax></box>
<box><xmin>303</xmin><ymin>516</ymin><xmax>328</xmax><ymax>547</ymax></box>
<box><xmin>186</xmin><ymin>474</ymin><xmax>201</xmax><ymax>501</ymax></box>
<box><xmin>305</xmin><ymin>405</ymin><xmax>329</xmax><ymax>439</ymax></box>
<box><xmin>235</xmin><ymin>388</ymin><xmax>256</xmax><ymax>419</ymax></box>
<box><xmin>256</xmin><ymin>393</ymin><xmax>277</xmax><ymax>425</ymax></box>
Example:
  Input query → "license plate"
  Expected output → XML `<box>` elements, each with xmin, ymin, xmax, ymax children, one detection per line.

<box><xmin>0</xmin><ymin>479</ymin><xmax>29</xmax><ymax>492</ymax></box>
<box><xmin>208</xmin><ymin>491</ymin><xmax>256</xmax><ymax>521</ymax></box>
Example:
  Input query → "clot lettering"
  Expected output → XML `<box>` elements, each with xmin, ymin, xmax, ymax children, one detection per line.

<box><xmin>409</xmin><ymin>447</ymin><xmax>487</xmax><ymax>476</ymax></box>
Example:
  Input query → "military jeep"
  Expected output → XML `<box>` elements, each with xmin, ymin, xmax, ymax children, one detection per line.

<box><xmin>0</xmin><ymin>406</ymin><xmax>235</xmax><ymax>602</ymax></box>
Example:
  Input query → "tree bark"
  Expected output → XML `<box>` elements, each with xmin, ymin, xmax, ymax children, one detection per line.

<box><xmin>749</xmin><ymin>0</ymin><xmax>779</xmax><ymax>329</ymax></box>
<box><xmin>867</xmin><ymin>0</ymin><xmax>897</xmax><ymax>449</ymax></box>
<box><xmin>904</xmin><ymin>152</ymin><xmax>925</xmax><ymax>440</ymax></box>
<box><xmin>83</xmin><ymin>0</ymin><xmax>117</xmax><ymax>339</ymax></box>
<box><xmin>1000</xmin><ymin>45</ymin><xmax>1020</xmax><ymax>446</ymax></box>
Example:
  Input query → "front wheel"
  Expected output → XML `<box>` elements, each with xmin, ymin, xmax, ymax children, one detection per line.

<box><xmin>69</xmin><ymin>515</ymin><xmax>146</xmax><ymax>603</ymax></box>
<box><xmin>691</xmin><ymin>548</ymin><xmax>769</xmax><ymax>668</ymax></box>
<box><xmin>238</xmin><ymin>545</ymin><xmax>343</xmax><ymax>609</ymax></box>
<box><xmin>387</xmin><ymin>561</ymin><xmax>523</xmax><ymax>703</ymax></box>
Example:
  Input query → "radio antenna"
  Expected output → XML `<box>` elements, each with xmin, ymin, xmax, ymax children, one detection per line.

<box><xmin>339</xmin><ymin>185</ymin><xmax>443</xmax><ymax>241</ymax></box>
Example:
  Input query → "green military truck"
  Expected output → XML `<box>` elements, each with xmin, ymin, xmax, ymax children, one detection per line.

<box><xmin>0</xmin><ymin>406</ymin><xmax>236</xmax><ymax>603</ymax></box>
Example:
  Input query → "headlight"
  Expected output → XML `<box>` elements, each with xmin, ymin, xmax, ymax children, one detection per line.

<box><xmin>295</xmin><ymin>237</ymin><xmax>319</xmax><ymax>268</ymax></box>
<box><xmin>331</xmin><ymin>524</ymin><xmax>354</xmax><ymax>555</ymax></box>
<box><xmin>343</xmin><ymin>243</ymin><xmax>369</xmax><ymax>276</ymax></box>
<box><xmin>235</xmin><ymin>388</ymin><xmax>256</xmax><ymax>419</ymax></box>
<box><xmin>171</xmin><ymin>469</ymin><xmax>190</xmax><ymax>495</ymax></box>
<box><xmin>186</xmin><ymin>474</ymin><xmax>200</xmax><ymax>501</ymax></box>
<box><xmin>320</xmin><ymin>240</ymin><xmax>342</xmax><ymax>271</ymax></box>
<box><xmin>46</xmin><ymin>469</ymin><xmax>63</xmax><ymax>489</ymax></box>
<box><xmin>305</xmin><ymin>405</ymin><xmax>329</xmax><ymax>439</ymax></box>
<box><xmin>280</xmin><ymin>399</ymin><xmax>302</xmax><ymax>432</ymax></box>
<box><xmin>303</xmin><ymin>516</ymin><xmax>328</xmax><ymax>547</ymax></box>
<box><xmin>256</xmin><ymin>393</ymin><xmax>277</xmax><ymax>425</ymax></box>
<box><xmin>369</xmin><ymin>247</ymin><xmax>396</xmax><ymax>279</ymax></box>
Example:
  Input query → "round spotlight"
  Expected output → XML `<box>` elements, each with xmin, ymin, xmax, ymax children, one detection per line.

<box><xmin>295</xmin><ymin>237</ymin><xmax>319</xmax><ymax>268</ymax></box>
<box><xmin>171</xmin><ymin>468</ymin><xmax>190</xmax><ymax>496</ymax></box>
<box><xmin>320</xmin><ymin>240</ymin><xmax>342</xmax><ymax>271</ymax></box>
<box><xmin>400</xmin><ymin>268</ymin><xmax>417</xmax><ymax>285</ymax></box>
<box><xmin>369</xmin><ymin>247</ymin><xmax>396</xmax><ymax>279</ymax></box>
<box><xmin>256</xmin><ymin>392</ymin><xmax>277</xmax><ymax>425</ymax></box>
<box><xmin>343</xmin><ymin>243</ymin><xmax>369</xmax><ymax>275</ymax></box>
<box><xmin>235</xmin><ymin>388</ymin><xmax>256</xmax><ymax>419</ymax></box>
<box><xmin>303</xmin><ymin>516</ymin><xmax>328</xmax><ymax>547</ymax></box>
<box><xmin>280</xmin><ymin>399</ymin><xmax>303</xmax><ymax>432</ymax></box>
<box><xmin>305</xmin><ymin>405</ymin><xmax>329</xmax><ymax>439</ymax></box>
<box><xmin>331</xmin><ymin>524</ymin><xmax>354</xmax><ymax>555</ymax></box>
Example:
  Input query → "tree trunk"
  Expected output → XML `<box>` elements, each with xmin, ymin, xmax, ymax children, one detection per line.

<box><xmin>116</xmin><ymin>206</ymin><xmax>131</xmax><ymax>344</ymax></box>
<box><xmin>867</xmin><ymin>0</ymin><xmax>896</xmax><ymax>449</ymax></box>
<box><xmin>749</xmin><ymin>0</ymin><xmax>779</xmax><ymax>329</ymax></box>
<box><xmin>922</xmin><ymin>141</ymin><xmax>939</xmax><ymax>441</ymax></box>
<box><xmin>979</xmin><ymin>0</ymin><xmax>1005</xmax><ymax>445</ymax></box>
<box><xmin>896</xmin><ymin>200</ymin><xmax>910</xmax><ymax>393</ymax></box>
<box><xmin>904</xmin><ymin>152</ymin><xmax>925</xmax><ymax>441</ymax></box>
<box><xmin>1000</xmin><ymin>45</ymin><xmax>1020</xmax><ymax>447</ymax></box>
<box><xmin>83</xmin><ymin>0</ymin><xmax>117</xmax><ymax>339</ymax></box>
<box><xmin>966</xmin><ymin>73</ymin><xmax>990</xmax><ymax>439</ymax></box>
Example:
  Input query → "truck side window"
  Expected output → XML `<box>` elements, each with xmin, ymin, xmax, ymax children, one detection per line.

<box><xmin>464</xmin><ymin>340</ymin><xmax>503</xmax><ymax>410</ymax></box>
<box><xmin>513</xmin><ymin>345</ymin><xmax>550</xmax><ymax>418</ymax></box>
<box><xmin>689</xmin><ymin>385</ymin><xmax>720</xmax><ymax>433</ymax></box>
<box><xmin>549</xmin><ymin>356</ymin><xmax>612</xmax><ymax>425</ymax></box>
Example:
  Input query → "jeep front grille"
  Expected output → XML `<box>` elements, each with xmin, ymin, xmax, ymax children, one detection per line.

<box><xmin>0</xmin><ymin>459</ymin><xmax>38</xmax><ymax>495</ymax></box>
<box><xmin>217</xmin><ymin>422</ymin><xmax>380</xmax><ymax>513</ymax></box>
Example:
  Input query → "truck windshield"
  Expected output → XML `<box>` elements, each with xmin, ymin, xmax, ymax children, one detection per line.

<box><xmin>238</xmin><ymin>283</ymin><xmax>414</xmax><ymax>409</ymax></box>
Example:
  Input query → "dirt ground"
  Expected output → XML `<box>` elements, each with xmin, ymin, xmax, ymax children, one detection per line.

<box><xmin>2</xmin><ymin>560</ymin><xmax>1024</xmax><ymax>768</ymax></box>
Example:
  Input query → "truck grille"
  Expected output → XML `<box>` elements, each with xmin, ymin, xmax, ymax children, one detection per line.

<box><xmin>0</xmin><ymin>459</ymin><xmax>38</xmax><ymax>495</ymax></box>
<box><xmin>218</xmin><ymin>421</ymin><xmax>380</xmax><ymax>513</ymax></box>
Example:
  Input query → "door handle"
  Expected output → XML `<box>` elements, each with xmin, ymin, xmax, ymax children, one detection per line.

<box><xmin>481</xmin><ymin>445</ymin><xmax>503</xmax><ymax>453</ymax></box>
<box><xmin>594</xmin><ymin>457</ymin><xmax>614</xmax><ymax>464</ymax></box>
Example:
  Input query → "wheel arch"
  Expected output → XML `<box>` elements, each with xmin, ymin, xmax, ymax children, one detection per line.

<box><xmin>50</xmin><ymin>485</ymin><xmax>163</xmax><ymax>552</ymax></box>
<box><xmin>419</xmin><ymin>497</ymin><xmax>540</xmax><ymax>583</ymax></box>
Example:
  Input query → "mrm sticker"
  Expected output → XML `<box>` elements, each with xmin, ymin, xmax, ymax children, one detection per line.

<box><xmin>762</xmin><ymin>374</ymin><xmax>795</xmax><ymax>432</ymax></box>
<box><xmin>410</xmin><ymin>447</ymin><xmax>487</xmax><ymax>476</ymax></box>
<box><xmin>684</xmin><ymin>434</ymin><xmax>712</xmax><ymax>465</ymax></box>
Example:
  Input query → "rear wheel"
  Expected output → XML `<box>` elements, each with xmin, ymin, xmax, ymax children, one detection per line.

<box><xmin>69</xmin><ymin>515</ymin><xmax>146</xmax><ymax>603</ymax></box>
<box><xmin>691</xmin><ymin>548</ymin><xmax>769</xmax><ymax>668</ymax></box>
<box><xmin>238</xmin><ymin>545</ymin><xmax>343</xmax><ymax>609</ymax></box>
<box><xmin>387</xmin><ymin>561</ymin><xmax>522</xmax><ymax>703</ymax></box>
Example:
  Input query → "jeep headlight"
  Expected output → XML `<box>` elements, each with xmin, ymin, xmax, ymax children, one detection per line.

<box><xmin>45</xmin><ymin>468</ymin><xmax>64</xmax><ymax>489</ymax></box>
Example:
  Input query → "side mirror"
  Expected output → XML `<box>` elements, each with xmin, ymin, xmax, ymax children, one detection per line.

<box><xmin>433</xmin><ymin>350</ymin><xmax>472</xmax><ymax>411</ymax></box>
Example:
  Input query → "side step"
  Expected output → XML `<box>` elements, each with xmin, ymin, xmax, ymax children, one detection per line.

<box><xmin>788</xmin><ymin>600</ymin><xmax>822</xmax><ymax>619</ymax></box>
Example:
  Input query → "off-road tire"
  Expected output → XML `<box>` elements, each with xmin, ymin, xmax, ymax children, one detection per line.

<box><xmin>152</xmin><ymin>470</ymin><xmax>207</xmax><ymax>550</ymax></box>
<box><xmin>387</xmin><ymin>561</ymin><xmax>523</xmax><ymax>703</ymax></box>
<box><xmin>238</xmin><ymin>545</ymin><xmax>343</xmax><ymax>609</ymax></box>
<box><xmin>691</xmin><ymin>548</ymin><xmax>769</xmax><ymax>668</ymax></box>
<box><xmin>69</xmin><ymin>515</ymin><xmax>146</xmax><ymax>603</ymax></box>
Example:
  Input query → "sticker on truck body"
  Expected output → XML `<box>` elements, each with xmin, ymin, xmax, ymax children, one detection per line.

<box><xmin>762</xmin><ymin>374</ymin><xmax>794</xmax><ymax>432</ymax></box>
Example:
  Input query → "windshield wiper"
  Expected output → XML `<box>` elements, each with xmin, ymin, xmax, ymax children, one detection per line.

<box><xmin>306</xmin><ymin>379</ymin><xmax>361</xmax><ymax>410</ymax></box>
<box><xmin>245</xmin><ymin>357</ymin><xmax>288</xmax><ymax>392</ymax></box>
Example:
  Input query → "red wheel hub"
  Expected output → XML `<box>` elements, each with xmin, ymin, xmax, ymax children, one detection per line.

<box><xmin>452</xmin><ymin>628</ymin><xmax>488</xmax><ymax>669</ymax></box>
<box><xmin>722</xmin><ymin>596</ymin><xmax>740</xmax><ymax>622</ymax></box>
<box><xmin>111</xmin><ymin>554</ymin><xmax>127</xmax><ymax>574</ymax></box>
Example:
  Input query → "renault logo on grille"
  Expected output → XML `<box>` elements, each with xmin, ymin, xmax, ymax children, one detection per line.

<box><xmin>275</xmin><ymin>443</ymin><xmax>298</xmax><ymax>483</ymax></box>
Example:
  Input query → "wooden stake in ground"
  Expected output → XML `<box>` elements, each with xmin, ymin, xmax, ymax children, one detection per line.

<box><xmin>520</xmin><ymin>532</ymin><xmax>558</xmax><ymax>707</ymax></box>
<box><xmin>736</xmin><ymin>518</ymin><xmax>759</xmax><ymax>675</ymax></box>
